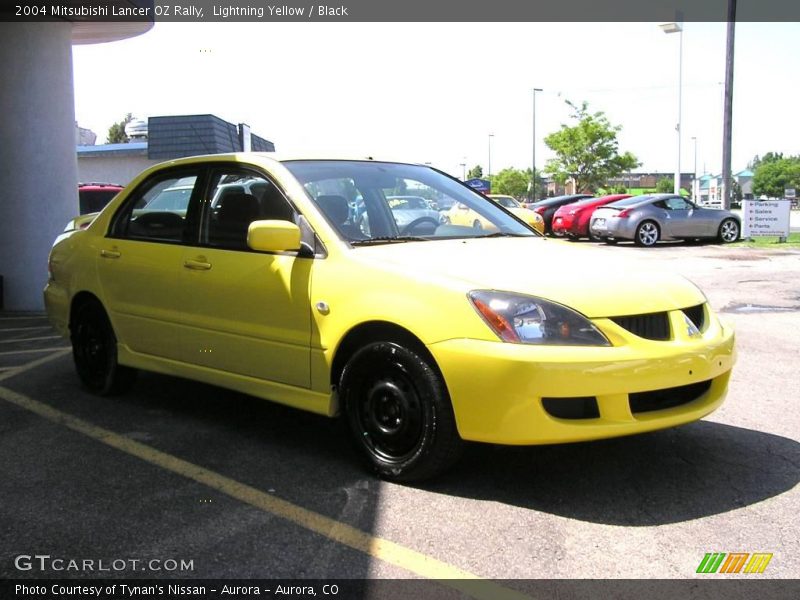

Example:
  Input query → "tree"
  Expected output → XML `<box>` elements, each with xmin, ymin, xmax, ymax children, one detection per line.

<box><xmin>107</xmin><ymin>113</ymin><xmax>133</xmax><ymax>144</ymax></box>
<box><xmin>731</xmin><ymin>179</ymin><xmax>743</xmax><ymax>205</ymax></box>
<box><xmin>491</xmin><ymin>168</ymin><xmax>529</xmax><ymax>198</ymax></box>
<box><xmin>752</xmin><ymin>155</ymin><xmax>800</xmax><ymax>198</ymax></box>
<box><xmin>544</xmin><ymin>100</ymin><xmax>639</xmax><ymax>193</ymax></box>
<box><xmin>655</xmin><ymin>177</ymin><xmax>673</xmax><ymax>193</ymax></box>
<box><xmin>466</xmin><ymin>165</ymin><xmax>483</xmax><ymax>180</ymax></box>
<box><xmin>749</xmin><ymin>151</ymin><xmax>783</xmax><ymax>170</ymax></box>
<box><xmin>525</xmin><ymin>167</ymin><xmax>545</xmax><ymax>200</ymax></box>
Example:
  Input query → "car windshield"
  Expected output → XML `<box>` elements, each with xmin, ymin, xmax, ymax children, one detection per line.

<box><xmin>387</xmin><ymin>196</ymin><xmax>429</xmax><ymax>210</ymax></box>
<box><xmin>494</xmin><ymin>197</ymin><xmax>519</xmax><ymax>208</ymax></box>
<box><xmin>283</xmin><ymin>160</ymin><xmax>537</xmax><ymax>244</ymax></box>
<box><xmin>606</xmin><ymin>195</ymin><xmax>653</xmax><ymax>208</ymax></box>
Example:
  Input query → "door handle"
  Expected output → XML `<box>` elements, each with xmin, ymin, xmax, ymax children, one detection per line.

<box><xmin>100</xmin><ymin>249</ymin><xmax>121</xmax><ymax>259</ymax></box>
<box><xmin>184</xmin><ymin>259</ymin><xmax>212</xmax><ymax>271</ymax></box>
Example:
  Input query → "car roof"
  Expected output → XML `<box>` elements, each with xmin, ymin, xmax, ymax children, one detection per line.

<box><xmin>79</xmin><ymin>182</ymin><xmax>123</xmax><ymax>189</ymax></box>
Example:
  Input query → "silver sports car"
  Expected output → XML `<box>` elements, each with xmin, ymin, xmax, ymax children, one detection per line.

<box><xmin>589</xmin><ymin>194</ymin><xmax>741</xmax><ymax>247</ymax></box>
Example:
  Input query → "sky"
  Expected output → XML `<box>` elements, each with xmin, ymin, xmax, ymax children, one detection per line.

<box><xmin>71</xmin><ymin>21</ymin><xmax>800</xmax><ymax>180</ymax></box>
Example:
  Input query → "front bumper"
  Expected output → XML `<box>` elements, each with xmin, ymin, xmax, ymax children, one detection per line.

<box><xmin>428</xmin><ymin>309</ymin><xmax>735</xmax><ymax>444</ymax></box>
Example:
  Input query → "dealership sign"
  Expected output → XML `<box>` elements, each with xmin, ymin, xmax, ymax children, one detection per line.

<box><xmin>742</xmin><ymin>199</ymin><xmax>791</xmax><ymax>238</ymax></box>
<box><xmin>465</xmin><ymin>178</ymin><xmax>491</xmax><ymax>193</ymax></box>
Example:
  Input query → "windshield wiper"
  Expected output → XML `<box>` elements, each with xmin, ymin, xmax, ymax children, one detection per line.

<box><xmin>476</xmin><ymin>232</ymin><xmax>532</xmax><ymax>238</ymax></box>
<box><xmin>351</xmin><ymin>236</ymin><xmax>430</xmax><ymax>246</ymax></box>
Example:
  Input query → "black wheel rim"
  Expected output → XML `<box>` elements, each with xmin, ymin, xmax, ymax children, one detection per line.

<box><xmin>74</xmin><ymin>311</ymin><xmax>111</xmax><ymax>388</ymax></box>
<box><xmin>354</xmin><ymin>367</ymin><xmax>424</xmax><ymax>464</ymax></box>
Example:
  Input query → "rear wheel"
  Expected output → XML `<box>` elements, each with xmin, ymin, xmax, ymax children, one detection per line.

<box><xmin>71</xmin><ymin>299</ymin><xmax>136</xmax><ymax>395</ymax></box>
<box><xmin>340</xmin><ymin>342</ymin><xmax>463</xmax><ymax>481</ymax></box>
<box><xmin>718</xmin><ymin>218</ymin><xmax>740</xmax><ymax>243</ymax></box>
<box><xmin>634</xmin><ymin>221</ymin><xmax>660</xmax><ymax>247</ymax></box>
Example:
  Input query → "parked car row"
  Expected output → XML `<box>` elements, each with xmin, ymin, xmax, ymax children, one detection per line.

<box><xmin>523</xmin><ymin>193</ymin><xmax>741</xmax><ymax>247</ymax></box>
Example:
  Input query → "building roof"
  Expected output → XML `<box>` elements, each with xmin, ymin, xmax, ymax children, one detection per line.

<box><xmin>77</xmin><ymin>142</ymin><xmax>148</xmax><ymax>157</ymax></box>
<box><xmin>75</xmin><ymin>114</ymin><xmax>275</xmax><ymax>161</ymax></box>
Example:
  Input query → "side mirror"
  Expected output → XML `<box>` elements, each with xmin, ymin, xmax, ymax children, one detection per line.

<box><xmin>247</xmin><ymin>220</ymin><xmax>302</xmax><ymax>253</ymax></box>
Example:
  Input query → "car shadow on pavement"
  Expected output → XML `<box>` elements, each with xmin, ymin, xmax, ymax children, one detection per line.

<box><xmin>423</xmin><ymin>421</ymin><xmax>800</xmax><ymax>526</ymax></box>
<box><xmin>12</xmin><ymin>362</ymin><xmax>797</xmax><ymax>531</ymax></box>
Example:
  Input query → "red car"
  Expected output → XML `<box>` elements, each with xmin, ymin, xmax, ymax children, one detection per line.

<box><xmin>78</xmin><ymin>182</ymin><xmax>123</xmax><ymax>215</ymax></box>
<box><xmin>551</xmin><ymin>194</ymin><xmax>632</xmax><ymax>240</ymax></box>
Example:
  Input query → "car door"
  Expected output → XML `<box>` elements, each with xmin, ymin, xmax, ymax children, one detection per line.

<box><xmin>659</xmin><ymin>196</ymin><xmax>693</xmax><ymax>237</ymax></box>
<box><xmin>178</xmin><ymin>165</ymin><xmax>312</xmax><ymax>388</ymax></box>
<box><xmin>97</xmin><ymin>168</ymin><xmax>204</xmax><ymax>360</ymax></box>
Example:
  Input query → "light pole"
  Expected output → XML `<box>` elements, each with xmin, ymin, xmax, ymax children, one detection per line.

<box><xmin>532</xmin><ymin>87</ymin><xmax>543</xmax><ymax>200</ymax></box>
<box><xmin>488</xmin><ymin>134</ymin><xmax>494</xmax><ymax>177</ymax></box>
<box><xmin>721</xmin><ymin>0</ymin><xmax>736</xmax><ymax>210</ymax></box>
<box><xmin>691</xmin><ymin>136</ymin><xmax>698</xmax><ymax>200</ymax></box>
<box><xmin>459</xmin><ymin>162</ymin><xmax>466</xmax><ymax>180</ymax></box>
<box><xmin>660</xmin><ymin>21</ymin><xmax>683</xmax><ymax>195</ymax></box>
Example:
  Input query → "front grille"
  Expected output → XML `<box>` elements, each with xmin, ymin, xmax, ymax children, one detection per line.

<box><xmin>542</xmin><ymin>397</ymin><xmax>600</xmax><ymax>420</ymax></box>
<box><xmin>683</xmin><ymin>304</ymin><xmax>706</xmax><ymax>331</ymax></box>
<box><xmin>611</xmin><ymin>312</ymin><xmax>670</xmax><ymax>340</ymax></box>
<box><xmin>629</xmin><ymin>380</ymin><xmax>712</xmax><ymax>414</ymax></box>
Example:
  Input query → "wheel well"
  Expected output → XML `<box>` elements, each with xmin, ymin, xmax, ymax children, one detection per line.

<box><xmin>69</xmin><ymin>292</ymin><xmax>102</xmax><ymax>329</ymax></box>
<box><xmin>330</xmin><ymin>321</ymin><xmax>440</xmax><ymax>389</ymax></box>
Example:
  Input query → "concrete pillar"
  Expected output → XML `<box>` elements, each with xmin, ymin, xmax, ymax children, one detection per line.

<box><xmin>0</xmin><ymin>23</ymin><xmax>79</xmax><ymax>311</ymax></box>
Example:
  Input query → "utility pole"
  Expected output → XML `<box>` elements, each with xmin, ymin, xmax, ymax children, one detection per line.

<box><xmin>721</xmin><ymin>0</ymin><xmax>736</xmax><ymax>210</ymax></box>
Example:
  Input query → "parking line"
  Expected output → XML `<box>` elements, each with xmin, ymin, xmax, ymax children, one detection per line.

<box><xmin>0</xmin><ymin>316</ymin><xmax>48</xmax><ymax>321</ymax></box>
<box><xmin>0</xmin><ymin>367</ymin><xmax>527</xmax><ymax>599</ymax></box>
<box><xmin>0</xmin><ymin>326</ymin><xmax>53</xmax><ymax>332</ymax></box>
<box><xmin>0</xmin><ymin>348</ymin><xmax>71</xmax><ymax>383</ymax></box>
<box><xmin>0</xmin><ymin>346</ymin><xmax>69</xmax><ymax>357</ymax></box>
<box><xmin>0</xmin><ymin>335</ymin><xmax>62</xmax><ymax>344</ymax></box>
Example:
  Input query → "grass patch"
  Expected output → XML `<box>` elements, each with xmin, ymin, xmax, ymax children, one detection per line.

<box><xmin>731</xmin><ymin>232</ymin><xmax>800</xmax><ymax>248</ymax></box>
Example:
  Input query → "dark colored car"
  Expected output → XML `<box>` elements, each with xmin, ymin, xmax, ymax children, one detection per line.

<box><xmin>78</xmin><ymin>183</ymin><xmax>123</xmax><ymax>215</ymax></box>
<box><xmin>551</xmin><ymin>194</ymin><xmax>632</xmax><ymax>240</ymax></box>
<box><xmin>529</xmin><ymin>194</ymin><xmax>593</xmax><ymax>234</ymax></box>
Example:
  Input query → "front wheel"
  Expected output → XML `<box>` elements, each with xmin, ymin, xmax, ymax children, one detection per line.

<box><xmin>340</xmin><ymin>342</ymin><xmax>463</xmax><ymax>481</ymax></box>
<box><xmin>718</xmin><ymin>218</ymin><xmax>740</xmax><ymax>243</ymax></box>
<box><xmin>634</xmin><ymin>221</ymin><xmax>660</xmax><ymax>247</ymax></box>
<box><xmin>71</xmin><ymin>299</ymin><xmax>137</xmax><ymax>395</ymax></box>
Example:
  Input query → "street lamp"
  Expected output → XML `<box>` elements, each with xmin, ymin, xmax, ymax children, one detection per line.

<box><xmin>488</xmin><ymin>134</ymin><xmax>494</xmax><ymax>176</ymax></box>
<box><xmin>660</xmin><ymin>21</ymin><xmax>683</xmax><ymax>195</ymax></box>
<box><xmin>691</xmin><ymin>136</ymin><xmax>698</xmax><ymax>200</ymax></box>
<box><xmin>459</xmin><ymin>162</ymin><xmax>466</xmax><ymax>180</ymax></box>
<box><xmin>532</xmin><ymin>87</ymin><xmax>543</xmax><ymax>200</ymax></box>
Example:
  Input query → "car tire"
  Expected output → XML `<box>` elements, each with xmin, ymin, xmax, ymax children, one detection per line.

<box><xmin>71</xmin><ymin>299</ymin><xmax>137</xmax><ymax>395</ymax></box>
<box><xmin>634</xmin><ymin>221</ymin><xmax>660</xmax><ymax>247</ymax></box>
<box><xmin>718</xmin><ymin>218</ymin><xmax>740</xmax><ymax>243</ymax></box>
<box><xmin>340</xmin><ymin>342</ymin><xmax>463</xmax><ymax>482</ymax></box>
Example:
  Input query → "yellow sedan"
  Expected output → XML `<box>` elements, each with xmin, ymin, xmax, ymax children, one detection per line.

<box><xmin>446</xmin><ymin>195</ymin><xmax>544</xmax><ymax>235</ymax></box>
<box><xmin>488</xmin><ymin>194</ymin><xmax>546</xmax><ymax>234</ymax></box>
<box><xmin>45</xmin><ymin>154</ymin><xmax>735</xmax><ymax>481</ymax></box>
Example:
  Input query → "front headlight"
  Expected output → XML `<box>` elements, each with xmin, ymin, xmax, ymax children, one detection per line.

<box><xmin>468</xmin><ymin>290</ymin><xmax>610</xmax><ymax>346</ymax></box>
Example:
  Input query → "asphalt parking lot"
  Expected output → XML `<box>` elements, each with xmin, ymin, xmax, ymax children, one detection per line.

<box><xmin>1</xmin><ymin>242</ymin><xmax>799</xmax><ymax>596</ymax></box>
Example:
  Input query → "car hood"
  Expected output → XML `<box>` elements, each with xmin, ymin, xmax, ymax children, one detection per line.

<box><xmin>351</xmin><ymin>237</ymin><xmax>703</xmax><ymax>318</ymax></box>
<box><xmin>508</xmin><ymin>207</ymin><xmax>541</xmax><ymax>221</ymax></box>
